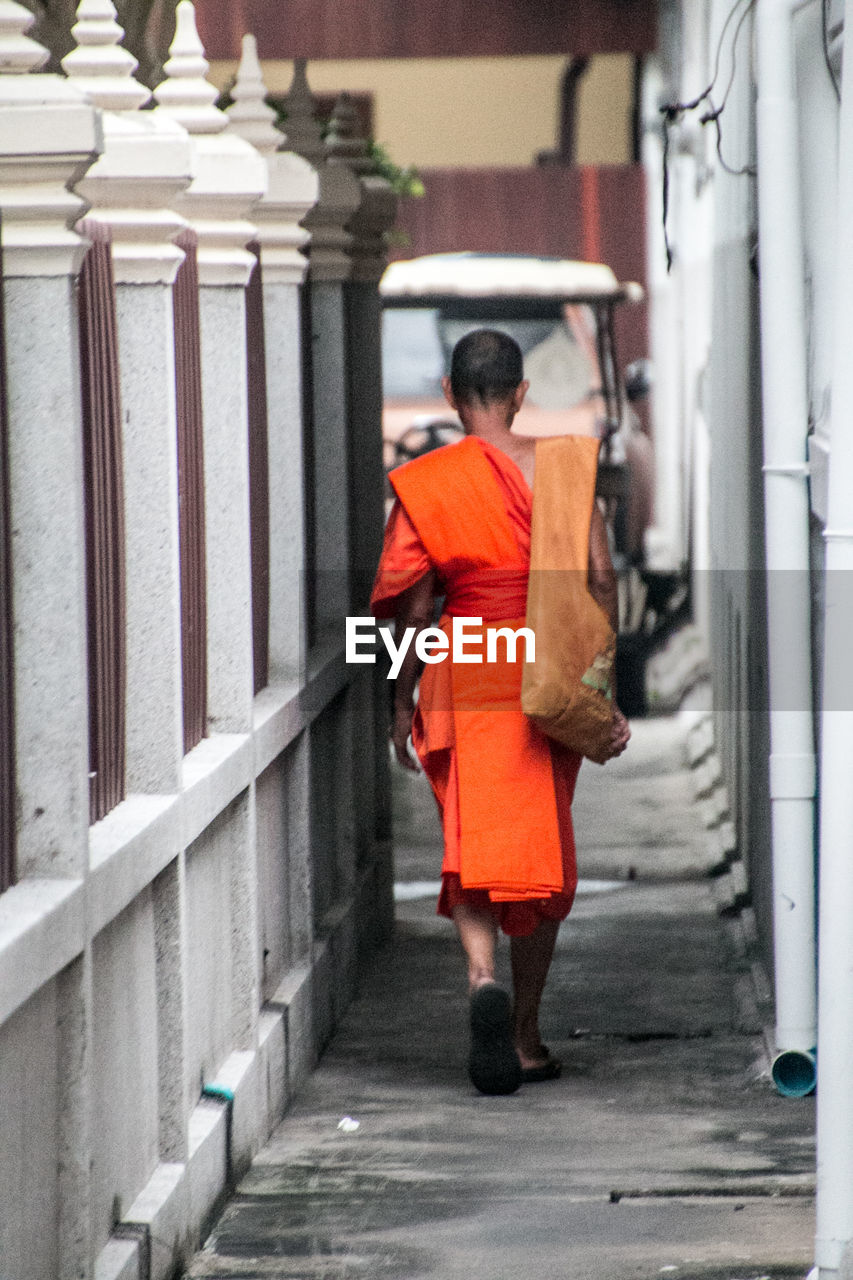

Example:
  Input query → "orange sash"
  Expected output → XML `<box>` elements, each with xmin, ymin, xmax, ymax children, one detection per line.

<box><xmin>387</xmin><ymin>438</ymin><xmax>565</xmax><ymax>900</ymax></box>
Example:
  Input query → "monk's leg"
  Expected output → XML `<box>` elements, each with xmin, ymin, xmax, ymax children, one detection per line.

<box><xmin>454</xmin><ymin>902</ymin><xmax>522</xmax><ymax>1094</ymax></box>
<box><xmin>452</xmin><ymin>902</ymin><xmax>498</xmax><ymax>990</ymax></box>
<box><xmin>510</xmin><ymin>918</ymin><xmax>561</xmax><ymax>1069</ymax></box>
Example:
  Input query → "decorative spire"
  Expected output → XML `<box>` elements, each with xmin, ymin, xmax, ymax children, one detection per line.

<box><xmin>152</xmin><ymin>0</ymin><xmax>226</xmax><ymax>135</ymax></box>
<box><xmin>61</xmin><ymin>0</ymin><xmax>150</xmax><ymax>111</ymax></box>
<box><xmin>227</xmin><ymin>32</ymin><xmax>280</xmax><ymax>154</ymax></box>
<box><xmin>0</xmin><ymin>0</ymin><xmax>49</xmax><ymax>74</ymax></box>
<box><xmin>325</xmin><ymin>92</ymin><xmax>372</xmax><ymax>176</ymax></box>
<box><xmin>282</xmin><ymin>58</ymin><xmax>324</xmax><ymax>165</ymax></box>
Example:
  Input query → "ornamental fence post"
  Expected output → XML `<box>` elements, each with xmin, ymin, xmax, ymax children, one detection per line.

<box><xmin>226</xmin><ymin>32</ymin><xmax>318</xmax><ymax>690</ymax></box>
<box><xmin>153</xmin><ymin>3</ymin><xmax>266</xmax><ymax>1150</ymax></box>
<box><xmin>0</xmin><ymin>9</ymin><xmax>101</xmax><ymax>1276</ymax></box>
<box><xmin>326</xmin><ymin>90</ymin><xmax>398</xmax><ymax>951</ymax></box>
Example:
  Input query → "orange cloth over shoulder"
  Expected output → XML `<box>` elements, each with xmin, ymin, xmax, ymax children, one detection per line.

<box><xmin>371</xmin><ymin>435</ymin><xmax>584</xmax><ymax>935</ymax></box>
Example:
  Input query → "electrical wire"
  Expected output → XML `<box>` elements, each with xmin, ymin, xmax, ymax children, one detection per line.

<box><xmin>718</xmin><ymin>0</ymin><xmax>758</xmax><ymax>118</ymax></box>
<box><xmin>661</xmin><ymin>106</ymin><xmax>676</xmax><ymax>272</ymax></box>
<box><xmin>659</xmin><ymin>0</ymin><xmax>758</xmax><ymax>270</ymax></box>
<box><xmin>708</xmin><ymin>0</ymin><xmax>755</xmax><ymax>105</ymax></box>
<box><xmin>821</xmin><ymin>0</ymin><xmax>841</xmax><ymax>103</ymax></box>
<box><xmin>702</xmin><ymin>98</ymin><xmax>757</xmax><ymax>178</ymax></box>
<box><xmin>698</xmin><ymin>0</ymin><xmax>759</xmax><ymax>181</ymax></box>
<box><xmin>665</xmin><ymin>0</ymin><xmax>753</xmax><ymax>119</ymax></box>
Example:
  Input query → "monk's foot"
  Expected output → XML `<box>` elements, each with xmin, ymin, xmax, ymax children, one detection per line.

<box><xmin>515</xmin><ymin>1040</ymin><xmax>563</xmax><ymax>1082</ymax></box>
<box><xmin>511</xmin><ymin>1022</ymin><xmax>548</xmax><ymax>1065</ymax></box>
<box><xmin>518</xmin><ymin>1053</ymin><xmax>562</xmax><ymax>1083</ymax></box>
<box><xmin>468</xmin><ymin>984</ymin><xmax>522</xmax><ymax>1096</ymax></box>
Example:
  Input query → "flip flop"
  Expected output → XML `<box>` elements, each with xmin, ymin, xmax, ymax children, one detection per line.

<box><xmin>520</xmin><ymin>1055</ymin><xmax>563</xmax><ymax>1084</ymax></box>
<box><xmin>468</xmin><ymin>984</ymin><xmax>522</xmax><ymax>1096</ymax></box>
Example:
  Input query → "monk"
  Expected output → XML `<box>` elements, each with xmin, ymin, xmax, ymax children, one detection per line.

<box><xmin>371</xmin><ymin>329</ymin><xmax>630</xmax><ymax>1095</ymax></box>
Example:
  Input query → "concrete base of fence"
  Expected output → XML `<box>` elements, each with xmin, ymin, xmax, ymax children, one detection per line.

<box><xmin>91</xmin><ymin>866</ymin><xmax>379</xmax><ymax>1280</ymax></box>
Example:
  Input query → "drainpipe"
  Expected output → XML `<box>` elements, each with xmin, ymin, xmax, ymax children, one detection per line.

<box><xmin>814</xmin><ymin>0</ymin><xmax>853</xmax><ymax>1267</ymax></box>
<box><xmin>754</xmin><ymin>0</ymin><xmax>818</xmax><ymax>1095</ymax></box>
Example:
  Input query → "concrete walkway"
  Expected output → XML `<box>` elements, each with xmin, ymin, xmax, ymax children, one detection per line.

<box><xmin>185</xmin><ymin>716</ymin><xmax>815</xmax><ymax>1280</ymax></box>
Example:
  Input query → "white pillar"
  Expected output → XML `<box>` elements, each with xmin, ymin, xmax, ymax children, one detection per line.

<box><xmin>62</xmin><ymin>0</ymin><xmax>196</xmax><ymax>1180</ymax></box>
<box><xmin>0</xmin><ymin>11</ymin><xmax>101</xmax><ymax>1277</ymax></box>
<box><xmin>326</xmin><ymin>90</ymin><xmax>397</xmax><ymax>596</ymax></box>
<box><xmin>153</xmin><ymin>0</ymin><xmax>266</xmax><ymax>735</ymax></box>
<box><xmin>226</xmin><ymin>34</ymin><xmax>318</xmax><ymax>684</ymax></box>
<box><xmin>0</xmin><ymin>3</ymin><xmax>101</xmax><ymax>880</ymax></box>
<box><xmin>64</xmin><ymin>0</ymin><xmax>193</xmax><ymax>797</ymax></box>
<box><xmin>281</xmin><ymin>63</ymin><xmax>368</xmax><ymax>1003</ymax></box>
<box><xmin>153</xmin><ymin>0</ymin><xmax>266</xmax><ymax>1080</ymax></box>
<box><xmin>284</xmin><ymin>59</ymin><xmax>360</xmax><ymax>640</ymax></box>
<box><xmin>326</xmin><ymin>91</ymin><xmax>398</xmax><ymax>943</ymax></box>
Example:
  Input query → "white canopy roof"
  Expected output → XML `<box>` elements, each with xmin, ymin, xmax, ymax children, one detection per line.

<box><xmin>380</xmin><ymin>253</ymin><xmax>644</xmax><ymax>303</ymax></box>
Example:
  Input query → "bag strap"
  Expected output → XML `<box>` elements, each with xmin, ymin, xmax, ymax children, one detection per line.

<box><xmin>529</xmin><ymin>435</ymin><xmax>601</xmax><ymax>573</ymax></box>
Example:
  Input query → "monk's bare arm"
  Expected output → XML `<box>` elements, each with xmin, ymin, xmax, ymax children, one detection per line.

<box><xmin>587</xmin><ymin>501</ymin><xmax>618</xmax><ymax>634</ymax></box>
<box><xmin>390</xmin><ymin>569</ymin><xmax>437</xmax><ymax>771</ymax></box>
<box><xmin>587</xmin><ymin>502</ymin><xmax>631</xmax><ymax>757</ymax></box>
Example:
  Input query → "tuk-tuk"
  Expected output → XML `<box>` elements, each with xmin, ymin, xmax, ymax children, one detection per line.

<box><xmin>379</xmin><ymin>252</ymin><xmax>670</xmax><ymax>713</ymax></box>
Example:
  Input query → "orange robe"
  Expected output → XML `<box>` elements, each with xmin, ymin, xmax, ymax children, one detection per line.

<box><xmin>371</xmin><ymin>435</ymin><xmax>582</xmax><ymax>937</ymax></box>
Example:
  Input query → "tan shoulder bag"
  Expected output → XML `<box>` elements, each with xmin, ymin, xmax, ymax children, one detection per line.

<box><xmin>520</xmin><ymin>436</ymin><xmax>616</xmax><ymax>764</ymax></box>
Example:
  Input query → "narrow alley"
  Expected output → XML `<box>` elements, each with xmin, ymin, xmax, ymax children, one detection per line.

<box><xmin>5</xmin><ymin>2</ymin><xmax>851</xmax><ymax>1275</ymax></box>
<box><xmin>185</xmin><ymin>715</ymin><xmax>815</xmax><ymax>1280</ymax></box>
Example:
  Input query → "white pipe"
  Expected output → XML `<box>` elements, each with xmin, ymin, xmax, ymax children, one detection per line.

<box><xmin>755</xmin><ymin>0</ymin><xmax>818</xmax><ymax>1079</ymax></box>
<box><xmin>815</xmin><ymin>0</ymin><xmax>853</xmax><ymax>1267</ymax></box>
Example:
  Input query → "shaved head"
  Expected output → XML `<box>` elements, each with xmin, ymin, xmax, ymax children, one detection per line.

<box><xmin>450</xmin><ymin>329</ymin><xmax>524</xmax><ymax>407</ymax></box>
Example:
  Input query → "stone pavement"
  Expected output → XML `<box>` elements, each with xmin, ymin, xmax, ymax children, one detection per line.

<box><xmin>185</xmin><ymin>716</ymin><xmax>816</xmax><ymax>1280</ymax></box>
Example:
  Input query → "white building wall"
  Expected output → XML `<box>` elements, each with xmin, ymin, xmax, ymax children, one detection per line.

<box><xmin>794</xmin><ymin>1</ymin><xmax>840</xmax><ymax>511</ymax></box>
<box><xmin>704</xmin><ymin>0</ymin><xmax>769</xmax><ymax>955</ymax></box>
<box><xmin>793</xmin><ymin>6</ymin><xmax>840</xmax><ymax>745</ymax></box>
<box><xmin>659</xmin><ymin>0</ymin><xmax>844</xmax><ymax>1026</ymax></box>
<box><xmin>645</xmin><ymin>0</ymin><xmax>774</xmax><ymax>960</ymax></box>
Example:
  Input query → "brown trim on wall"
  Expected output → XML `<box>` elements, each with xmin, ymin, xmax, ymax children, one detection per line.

<box><xmin>246</xmin><ymin>244</ymin><xmax>270</xmax><ymax>695</ymax></box>
<box><xmin>392</xmin><ymin>163</ymin><xmax>649</xmax><ymax>364</ymax></box>
<box><xmin>78</xmin><ymin>221</ymin><xmax>128</xmax><ymax>827</ymax></box>
<box><xmin>195</xmin><ymin>0</ymin><xmax>658</xmax><ymax>61</ymax></box>
<box><xmin>173</xmin><ymin>231</ymin><xmax>208</xmax><ymax>755</ymax></box>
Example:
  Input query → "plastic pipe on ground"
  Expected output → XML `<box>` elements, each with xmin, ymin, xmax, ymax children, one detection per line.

<box><xmin>771</xmin><ymin>1046</ymin><xmax>816</xmax><ymax>1098</ymax></box>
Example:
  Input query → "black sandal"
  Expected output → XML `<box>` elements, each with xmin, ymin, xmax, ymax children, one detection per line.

<box><xmin>520</xmin><ymin>1056</ymin><xmax>562</xmax><ymax>1084</ymax></box>
<box><xmin>468</xmin><ymin>984</ymin><xmax>522</xmax><ymax>1095</ymax></box>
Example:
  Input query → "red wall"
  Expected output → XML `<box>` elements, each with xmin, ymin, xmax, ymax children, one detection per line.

<box><xmin>391</xmin><ymin>165</ymin><xmax>648</xmax><ymax>365</ymax></box>
<box><xmin>196</xmin><ymin>0</ymin><xmax>658</xmax><ymax>61</ymax></box>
